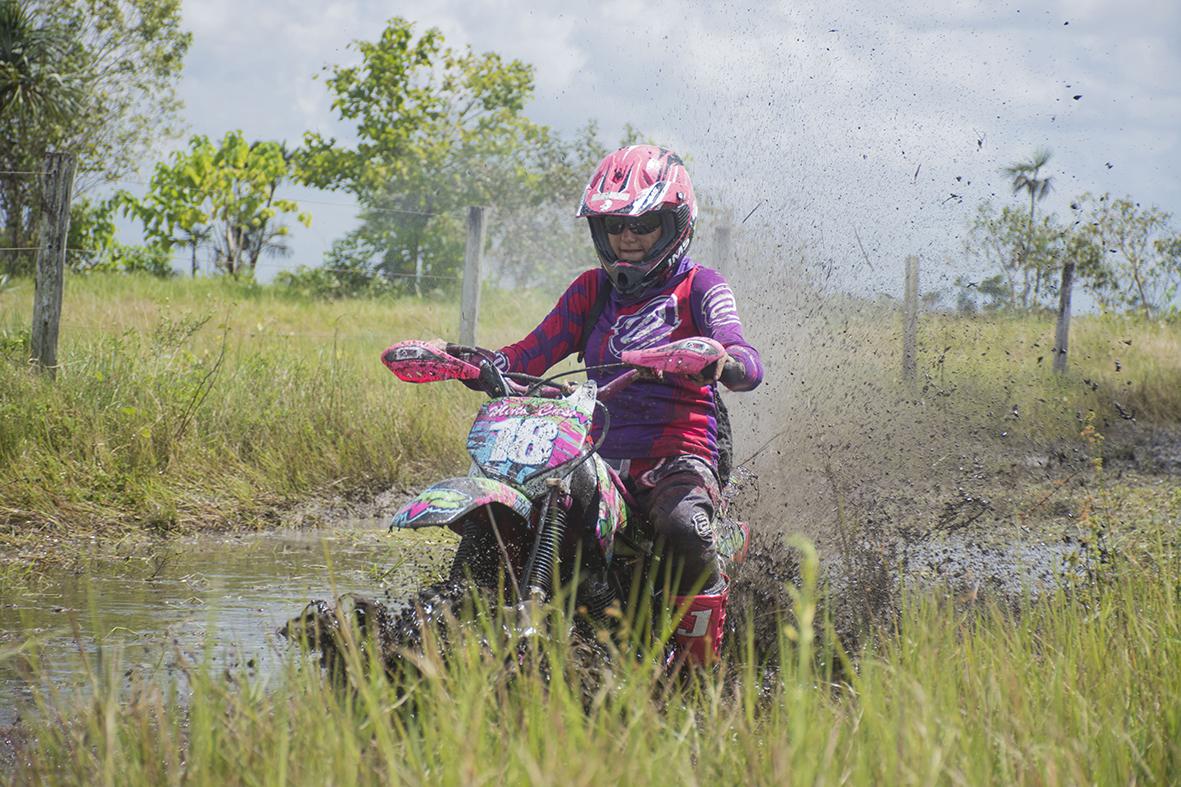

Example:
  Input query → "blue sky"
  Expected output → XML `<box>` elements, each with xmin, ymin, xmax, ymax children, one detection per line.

<box><xmin>124</xmin><ymin>0</ymin><xmax>1180</xmax><ymax>298</ymax></box>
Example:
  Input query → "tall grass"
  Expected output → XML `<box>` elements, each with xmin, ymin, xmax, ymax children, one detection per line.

<box><xmin>8</xmin><ymin>536</ymin><xmax>1178</xmax><ymax>784</ymax></box>
<box><xmin>0</xmin><ymin>274</ymin><xmax>545</xmax><ymax>537</ymax></box>
<box><xmin>914</xmin><ymin>310</ymin><xmax>1181</xmax><ymax>435</ymax></box>
<box><xmin>2</xmin><ymin>274</ymin><xmax>1179</xmax><ymax>540</ymax></box>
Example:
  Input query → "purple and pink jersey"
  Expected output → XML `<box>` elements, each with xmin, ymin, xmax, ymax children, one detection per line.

<box><xmin>494</xmin><ymin>257</ymin><xmax>764</xmax><ymax>466</ymax></box>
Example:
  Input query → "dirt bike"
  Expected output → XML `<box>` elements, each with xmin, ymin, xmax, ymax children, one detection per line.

<box><xmin>284</xmin><ymin>337</ymin><xmax>750</xmax><ymax>672</ymax></box>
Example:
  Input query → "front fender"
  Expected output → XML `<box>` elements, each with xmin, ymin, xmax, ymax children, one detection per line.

<box><xmin>390</xmin><ymin>477</ymin><xmax>533</xmax><ymax>530</ymax></box>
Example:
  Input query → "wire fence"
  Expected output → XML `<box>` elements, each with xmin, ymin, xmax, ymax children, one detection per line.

<box><xmin>3</xmin><ymin>166</ymin><xmax>570</xmax><ymax>300</ymax></box>
<box><xmin>0</xmin><ymin>166</ymin><xmax>468</xmax><ymax>281</ymax></box>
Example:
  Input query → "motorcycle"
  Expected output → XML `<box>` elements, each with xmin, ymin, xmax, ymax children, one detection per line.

<box><xmin>284</xmin><ymin>337</ymin><xmax>751</xmax><ymax>671</ymax></box>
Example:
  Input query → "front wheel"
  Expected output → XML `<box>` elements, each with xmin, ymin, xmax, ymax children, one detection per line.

<box><xmin>447</xmin><ymin>507</ymin><xmax>527</xmax><ymax>597</ymax></box>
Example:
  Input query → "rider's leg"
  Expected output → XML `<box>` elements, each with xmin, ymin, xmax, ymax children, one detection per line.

<box><xmin>642</xmin><ymin>469</ymin><xmax>720</xmax><ymax>593</ymax></box>
<box><xmin>633</xmin><ymin>457</ymin><xmax>728</xmax><ymax>664</ymax></box>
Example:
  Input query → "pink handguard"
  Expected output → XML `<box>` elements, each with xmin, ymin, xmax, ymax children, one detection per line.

<box><xmin>621</xmin><ymin>337</ymin><xmax>725</xmax><ymax>377</ymax></box>
<box><xmin>381</xmin><ymin>341</ymin><xmax>482</xmax><ymax>383</ymax></box>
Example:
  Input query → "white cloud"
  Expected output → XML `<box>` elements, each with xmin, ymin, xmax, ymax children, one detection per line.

<box><xmin>161</xmin><ymin>0</ymin><xmax>1179</xmax><ymax>288</ymax></box>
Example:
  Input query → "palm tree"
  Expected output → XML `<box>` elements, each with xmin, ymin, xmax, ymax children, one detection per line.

<box><xmin>1003</xmin><ymin>148</ymin><xmax>1054</xmax><ymax>308</ymax></box>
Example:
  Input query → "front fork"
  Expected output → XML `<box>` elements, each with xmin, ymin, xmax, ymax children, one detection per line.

<box><xmin>520</xmin><ymin>478</ymin><xmax>572</xmax><ymax>601</ymax></box>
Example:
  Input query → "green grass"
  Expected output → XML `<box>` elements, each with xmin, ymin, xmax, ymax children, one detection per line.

<box><xmin>3</xmin><ymin>275</ymin><xmax>1178</xmax><ymax>782</ymax></box>
<box><xmin>7</xmin><ymin>533</ymin><xmax>1178</xmax><ymax>785</ymax></box>
<box><xmin>913</xmin><ymin>310</ymin><xmax>1181</xmax><ymax>436</ymax></box>
<box><xmin>2</xmin><ymin>274</ymin><xmax>1179</xmax><ymax>546</ymax></box>
<box><xmin>0</xmin><ymin>274</ymin><xmax>546</xmax><ymax>541</ymax></box>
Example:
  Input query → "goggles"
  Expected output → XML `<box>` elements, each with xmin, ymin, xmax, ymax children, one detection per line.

<box><xmin>602</xmin><ymin>212</ymin><xmax>664</xmax><ymax>236</ymax></box>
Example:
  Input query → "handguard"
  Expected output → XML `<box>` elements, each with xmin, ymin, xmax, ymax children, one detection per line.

<box><xmin>620</xmin><ymin>337</ymin><xmax>726</xmax><ymax>377</ymax></box>
<box><xmin>381</xmin><ymin>341</ymin><xmax>482</xmax><ymax>383</ymax></box>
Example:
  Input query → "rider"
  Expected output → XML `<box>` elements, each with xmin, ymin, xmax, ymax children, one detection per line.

<box><xmin>466</xmin><ymin>145</ymin><xmax>763</xmax><ymax>664</ymax></box>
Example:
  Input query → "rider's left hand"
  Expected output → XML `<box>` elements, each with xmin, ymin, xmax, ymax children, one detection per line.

<box><xmin>686</xmin><ymin>348</ymin><xmax>730</xmax><ymax>386</ymax></box>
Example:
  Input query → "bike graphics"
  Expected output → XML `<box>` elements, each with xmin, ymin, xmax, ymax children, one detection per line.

<box><xmin>467</xmin><ymin>387</ymin><xmax>595</xmax><ymax>494</ymax></box>
<box><xmin>391</xmin><ymin>477</ymin><xmax>532</xmax><ymax>530</ymax></box>
<box><xmin>382</xmin><ymin>336</ymin><xmax>748</xmax><ymax>616</ymax></box>
<box><xmin>592</xmin><ymin>455</ymin><xmax>628</xmax><ymax>560</ymax></box>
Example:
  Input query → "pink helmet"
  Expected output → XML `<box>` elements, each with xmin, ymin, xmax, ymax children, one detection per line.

<box><xmin>577</xmin><ymin>145</ymin><xmax>697</xmax><ymax>296</ymax></box>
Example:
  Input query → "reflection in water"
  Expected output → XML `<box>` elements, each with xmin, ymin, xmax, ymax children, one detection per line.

<box><xmin>0</xmin><ymin>523</ymin><xmax>453</xmax><ymax>726</ymax></box>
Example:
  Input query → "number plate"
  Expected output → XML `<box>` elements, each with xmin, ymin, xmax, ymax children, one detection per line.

<box><xmin>467</xmin><ymin>396</ymin><xmax>593</xmax><ymax>488</ymax></box>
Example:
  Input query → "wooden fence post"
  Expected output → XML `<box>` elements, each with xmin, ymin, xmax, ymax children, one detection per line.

<box><xmin>1052</xmin><ymin>261</ymin><xmax>1075</xmax><ymax>374</ymax></box>
<box><xmin>902</xmin><ymin>255</ymin><xmax>919</xmax><ymax>382</ymax></box>
<box><xmin>31</xmin><ymin>152</ymin><xmax>77</xmax><ymax>377</ymax></box>
<box><xmin>459</xmin><ymin>206</ymin><xmax>487</xmax><ymax>346</ymax></box>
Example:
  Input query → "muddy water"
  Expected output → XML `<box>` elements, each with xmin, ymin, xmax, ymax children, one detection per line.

<box><xmin>1</xmin><ymin>517</ymin><xmax>1089</xmax><ymax>727</ymax></box>
<box><xmin>0</xmin><ymin>522</ymin><xmax>454</xmax><ymax>727</ymax></box>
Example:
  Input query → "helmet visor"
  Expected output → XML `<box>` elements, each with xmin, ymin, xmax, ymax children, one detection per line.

<box><xmin>602</xmin><ymin>213</ymin><xmax>664</xmax><ymax>236</ymax></box>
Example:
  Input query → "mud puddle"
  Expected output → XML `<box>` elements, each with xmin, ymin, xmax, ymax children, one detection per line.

<box><xmin>0</xmin><ymin>515</ymin><xmax>1098</xmax><ymax>730</ymax></box>
<box><xmin>0</xmin><ymin>522</ymin><xmax>453</xmax><ymax>727</ymax></box>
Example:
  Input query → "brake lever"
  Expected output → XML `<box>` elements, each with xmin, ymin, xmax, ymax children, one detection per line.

<box><xmin>478</xmin><ymin>360</ymin><xmax>509</xmax><ymax>397</ymax></box>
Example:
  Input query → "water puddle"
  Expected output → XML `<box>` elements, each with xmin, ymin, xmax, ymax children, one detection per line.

<box><xmin>0</xmin><ymin>517</ymin><xmax>1092</xmax><ymax>728</ymax></box>
<box><xmin>0</xmin><ymin>522</ymin><xmax>454</xmax><ymax>727</ymax></box>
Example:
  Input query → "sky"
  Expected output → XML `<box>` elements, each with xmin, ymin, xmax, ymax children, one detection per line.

<box><xmin>137</xmin><ymin>0</ymin><xmax>1180</xmax><ymax>297</ymax></box>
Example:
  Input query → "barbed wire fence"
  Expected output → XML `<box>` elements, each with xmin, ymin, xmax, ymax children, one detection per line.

<box><xmin>0</xmin><ymin>156</ymin><xmax>503</xmax><ymax>357</ymax></box>
<box><xmin>4</xmin><ymin>158</ymin><xmax>819</xmax><ymax>364</ymax></box>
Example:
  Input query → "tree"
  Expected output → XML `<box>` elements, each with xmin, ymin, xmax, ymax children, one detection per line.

<box><xmin>296</xmin><ymin>18</ymin><xmax>548</xmax><ymax>287</ymax></box>
<box><xmin>1075</xmin><ymin>193</ymin><xmax>1180</xmax><ymax>318</ymax></box>
<box><xmin>65</xmin><ymin>196</ymin><xmax>116</xmax><ymax>269</ymax></box>
<box><xmin>120</xmin><ymin>131</ymin><xmax>310</xmax><ymax>278</ymax></box>
<box><xmin>965</xmin><ymin>201</ymin><xmax>1065</xmax><ymax>310</ymax></box>
<box><xmin>486</xmin><ymin>121</ymin><xmax>608</xmax><ymax>290</ymax></box>
<box><xmin>59</xmin><ymin>196</ymin><xmax>171</xmax><ymax>276</ymax></box>
<box><xmin>0</xmin><ymin>0</ymin><xmax>82</xmax><ymax>274</ymax></box>
<box><xmin>0</xmin><ymin>0</ymin><xmax>80</xmax><ymax>118</ymax></box>
<box><xmin>1003</xmin><ymin>148</ymin><xmax>1055</xmax><ymax>303</ymax></box>
<box><xmin>0</xmin><ymin>0</ymin><xmax>189</xmax><ymax>276</ymax></box>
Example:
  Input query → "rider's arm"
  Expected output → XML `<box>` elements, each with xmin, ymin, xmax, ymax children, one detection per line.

<box><xmin>691</xmin><ymin>268</ymin><xmax>764</xmax><ymax>392</ymax></box>
<box><xmin>494</xmin><ymin>269</ymin><xmax>603</xmax><ymax>377</ymax></box>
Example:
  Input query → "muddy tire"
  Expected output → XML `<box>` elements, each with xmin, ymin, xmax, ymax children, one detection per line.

<box><xmin>387</xmin><ymin>518</ymin><xmax>521</xmax><ymax>657</ymax></box>
<box><xmin>447</xmin><ymin>523</ymin><xmax>507</xmax><ymax>589</ymax></box>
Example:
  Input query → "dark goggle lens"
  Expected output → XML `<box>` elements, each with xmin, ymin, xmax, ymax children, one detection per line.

<box><xmin>603</xmin><ymin>213</ymin><xmax>663</xmax><ymax>235</ymax></box>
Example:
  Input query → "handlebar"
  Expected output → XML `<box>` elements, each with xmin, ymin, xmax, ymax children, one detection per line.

<box><xmin>382</xmin><ymin>337</ymin><xmax>727</xmax><ymax>401</ymax></box>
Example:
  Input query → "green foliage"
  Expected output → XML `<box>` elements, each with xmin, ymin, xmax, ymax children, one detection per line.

<box><xmin>1003</xmin><ymin>147</ymin><xmax>1054</xmax><ymax>207</ymax></box>
<box><xmin>488</xmin><ymin>121</ymin><xmax>608</xmax><ymax>290</ymax></box>
<box><xmin>107</xmin><ymin>244</ymin><xmax>174</xmax><ymax>277</ymax></box>
<box><xmin>10</xmin><ymin>528</ymin><xmax>1181</xmax><ymax>783</ymax></box>
<box><xmin>296</xmin><ymin>18</ymin><xmax>603</xmax><ymax>292</ymax></box>
<box><xmin>276</xmin><ymin>259</ymin><xmax>398</xmax><ymax>300</ymax></box>
<box><xmin>65</xmin><ymin>197</ymin><xmax>173</xmax><ymax>276</ymax></box>
<box><xmin>963</xmin><ymin>201</ymin><xmax>1074</xmax><ymax>311</ymax></box>
<box><xmin>0</xmin><ymin>0</ymin><xmax>82</xmax><ymax>119</ymax></box>
<box><xmin>964</xmin><ymin>189</ymin><xmax>1180</xmax><ymax>318</ymax></box>
<box><xmin>65</xmin><ymin>196</ymin><xmax>117</xmax><ymax>268</ymax></box>
<box><xmin>0</xmin><ymin>0</ymin><xmax>189</xmax><ymax>275</ymax></box>
<box><xmin>119</xmin><ymin>131</ymin><xmax>311</xmax><ymax>278</ymax></box>
<box><xmin>1073</xmin><ymin>192</ymin><xmax>1180</xmax><ymax>318</ymax></box>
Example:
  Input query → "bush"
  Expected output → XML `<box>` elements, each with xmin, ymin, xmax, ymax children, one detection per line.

<box><xmin>276</xmin><ymin>261</ymin><xmax>398</xmax><ymax>300</ymax></box>
<box><xmin>74</xmin><ymin>243</ymin><xmax>175</xmax><ymax>278</ymax></box>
